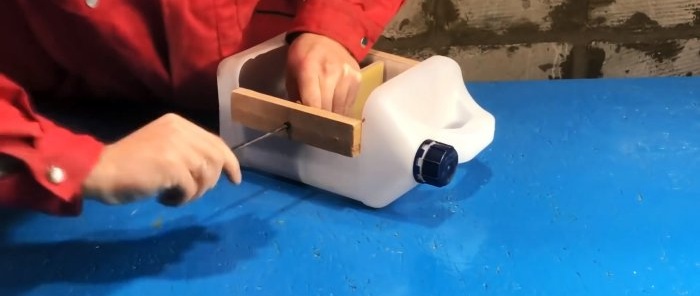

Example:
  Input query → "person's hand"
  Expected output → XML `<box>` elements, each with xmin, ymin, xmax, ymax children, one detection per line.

<box><xmin>286</xmin><ymin>32</ymin><xmax>362</xmax><ymax>116</ymax></box>
<box><xmin>81</xmin><ymin>113</ymin><xmax>241</xmax><ymax>206</ymax></box>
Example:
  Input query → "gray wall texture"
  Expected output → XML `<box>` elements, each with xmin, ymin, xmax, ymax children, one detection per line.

<box><xmin>374</xmin><ymin>0</ymin><xmax>700</xmax><ymax>81</ymax></box>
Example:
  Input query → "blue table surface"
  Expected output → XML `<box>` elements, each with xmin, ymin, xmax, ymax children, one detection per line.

<box><xmin>2</xmin><ymin>76</ymin><xmax>700</xmax><ymax>295</ymax></box>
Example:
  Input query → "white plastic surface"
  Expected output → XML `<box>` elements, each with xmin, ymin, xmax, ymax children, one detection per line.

<box><xmin>217</xmin><ymin>35</ymin><xmax>495</xmax><ymax>208</ymax></box>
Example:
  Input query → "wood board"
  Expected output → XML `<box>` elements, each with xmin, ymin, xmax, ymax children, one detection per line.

<box><xmin>231</xmin><ymin>88</ymin><xmax>362</xmax><ymax>157</ymax></box>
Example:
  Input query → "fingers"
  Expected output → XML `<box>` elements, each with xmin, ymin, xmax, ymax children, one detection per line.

<box><xmin>320</xmin><ymin>67</ymin><xmax>340</xmax><ymax>112</ymax></box>
<box><xmin>188</xmin><ymin>153</ymin><xmax>220</xmax><ymax>198</ymax></box>
<box><xmin>333</xmin><ymin>64</ymin><xmax>362</xmax><ymax>115</ymax></box>
<box><xmin>344</xmin><ymin>72</ymin><xmax>361</xmax><ymax>116</ymax></box>
<box><xmin>285</xmin><ymin>36</ymin><xmax>361</xmax><ymax>115</ymax></box>
<box><xmin>158</xmin><ymin>115</ymin><xmax>241</xmax><ymax>206</ymax></box>
<box><xmin>221</xmin><ymin>148</ymin><xmax>242</xmax><ymax>185</ymax></box>
<box><xmin>91</xmin><ymin>113</ymin><xmax>243</xmax><ymax>208</ymax></box>
<box><xmin>297</xmin><ymin>63</ymin><xmax>360</xmax><ymax>115</ymax></box>
<box><xmin>331</xmin><ymin>75</ymin><xmax>350</xmax><ymax>115</ymax></box>
<box><xmin>205</xmin><ymin>135</ymin><xmax>242</xmax><ymax>185</ymax></box>
<box><xmin>179</xmin><ymin>120</ymin><xmax>242</xmax><ymax>187</ymax></box>
<box><xmin>298</xmin><ymin>69</ymin><xmax>322</xmax><ymax>109</ymax></box>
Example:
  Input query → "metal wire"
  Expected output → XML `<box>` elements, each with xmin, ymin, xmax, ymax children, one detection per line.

<box><xmin>231</xmin><ymin>122</ymin><xmax>290</xmax><ymax>151</ymax></box>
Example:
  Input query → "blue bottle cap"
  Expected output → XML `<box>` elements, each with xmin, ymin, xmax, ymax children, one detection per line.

<box><xmin>413</xmin><ymin>140</ymin><xmax>459</xmax><ymax>187</ymax></box>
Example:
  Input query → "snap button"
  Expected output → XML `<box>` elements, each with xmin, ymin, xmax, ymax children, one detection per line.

<box><xmin>360</xmin><ymin>37</ymin><xmax>368</xmax><ymax>48</ymax></box>
<box><xmin>47</xmin><ymin>166</ymin><xmax>66</xmax><ymax>184</ymax></box>
<box><xmin>85</xmin><ymin>0</ymin><xmax>99</xmax><ymax>8</ymax></box>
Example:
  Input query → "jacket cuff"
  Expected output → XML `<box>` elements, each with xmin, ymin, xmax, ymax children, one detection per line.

<box><xmin>286</xmin><ymin>0</ymin><xmax>384</xmax><ymax>61</ymax></box>
<box><xmin>0</xmin><ymin>122</ymin><xmax>104</xmax><ymax>216</ymax></box>
<box><xmin>0</xmin><ymin>171</ymin><xmax>84</xmax><ymax>216</ymax></box>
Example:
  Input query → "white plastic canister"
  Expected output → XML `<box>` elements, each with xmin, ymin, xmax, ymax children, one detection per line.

<box><xmin>217</xmin><ymin>35</ymin><xmax>495</xmax><ymax>208</ymax></box>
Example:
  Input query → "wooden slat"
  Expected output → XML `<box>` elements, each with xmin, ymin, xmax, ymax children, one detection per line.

<box><xmin>231</xmin><ymin>88</ymin><xmax>362</xmax><ymax>157</ymax></box>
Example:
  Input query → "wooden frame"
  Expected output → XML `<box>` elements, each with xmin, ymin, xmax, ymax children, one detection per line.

<box><xmin>232</xmin><ymin>88</ymin><xmax>362</xmax><ymax>157</ymax></box>
<box><xmin>230</xmin><ymin>50</ymin><xmax>419</xmax><ymax>157</ymax></box>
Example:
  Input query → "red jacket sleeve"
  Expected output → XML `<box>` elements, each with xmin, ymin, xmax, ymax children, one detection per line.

<box><xmin>0</xmin><ymin>74</ymin><xmax>104</xmax><ymax>216</ymax></box>
<box><xmin>287</xmin><ymin>0</ymin><xmax>405</xmax><ymax>61</ymax></box>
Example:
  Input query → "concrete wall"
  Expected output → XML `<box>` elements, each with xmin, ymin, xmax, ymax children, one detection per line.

<box><xmin>375</xmin><ymin>0</ymin><xmax>700</xmax><ymax>81</ymax></box>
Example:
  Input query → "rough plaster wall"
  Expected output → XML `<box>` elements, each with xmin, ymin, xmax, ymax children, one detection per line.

<box><xmin>376</xmin><ymin>0</ymin><xmax>700</xmax><ymax>81</ymax></box>
<box><xmin>383</xmin><ymin>0</ymin><xmax>566</xmax><ymax>36</ymax></box>
<box><xmin>448</xmin><ymin>43</ymin><xmax>572</xmax><ymax>81</ymax></box>
<box><xmin>458</xmin><ymin>0</ymin><xmax>558</xmax><ymax>31</ymax></box>
<box><xmin>589</xmin><ymin>1</ymin><xmax>700</xmax><ymax>78</ymax></box>
<box><xmin>384</xmin><ymin>43</ymin><xmax>572</xmax><ymax>81</ymax></box>
<box><xmin>596</xmin><ymin>39</ymin><xmax>700</xmax><ymax>77</ymax></box>
<box><xmin>591</xmin><ymin>0</ymin><xmax>699</xmax><ymax>27</ymax></box>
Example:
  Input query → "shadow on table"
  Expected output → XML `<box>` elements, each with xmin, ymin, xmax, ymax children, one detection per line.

<box><xmin>0</xmin><ymin>209</ymin><xmax>31</xmax><ymax>241</ymax></box>
<box><xmin>273</xmin><ymin>159</ymin><xmax>493</xmax><ymax>229</ymax></box>
<box><xmin>0</xmin><ymin>212</ymin><xmax>274</xmax><ymax>296</ymax></box>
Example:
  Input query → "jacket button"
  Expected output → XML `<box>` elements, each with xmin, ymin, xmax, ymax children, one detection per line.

<box><xmin>360</xmin><ymin>37</ymin><xmax>368</xmax><ymax>48</ymax></box>
<box><xmin>85</xmin><ymin>0</ymin><xmax>99</xmax><ymax>8</ymax></box>
<box><xmin>47</xmin><ymin>166</ymin><xmax>66</xmax><ymax>184</ymax></box>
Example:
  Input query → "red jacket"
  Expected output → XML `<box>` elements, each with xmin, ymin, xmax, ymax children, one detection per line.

<box><xmin>0</xmin><ymin>0</ymin><xmax>404</xmax><ymax>216</ymax></box>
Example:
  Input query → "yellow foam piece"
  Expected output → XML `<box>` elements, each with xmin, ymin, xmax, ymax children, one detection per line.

<box><xmin>349</xmin><ymin>61</ymin><xmax>385</xmax><ymax>119</ymax></box>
